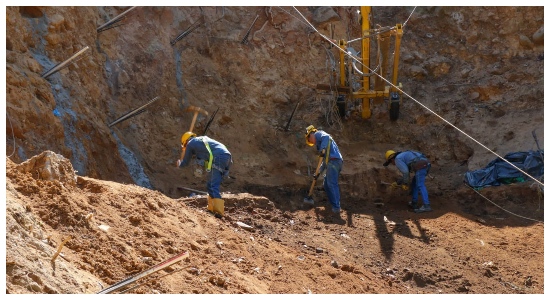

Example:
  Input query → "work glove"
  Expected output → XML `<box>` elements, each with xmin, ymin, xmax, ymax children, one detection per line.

<box><xmin>313</xmin><ymin>173</ymin><xmax>319</xmax><ymax>180</ymax></box>
<box><xmin>319</xmin><ymin>149</ymin><xmax>326</xmax><ymax>157</ymax></box>
<box><xmin>176</xmin><ymin>159</ymin><xmax>181</xmax><ymax>167</ymax></box>
<box><xmin>391</xmin><ymin>182</ymin><xmax>409</xmax><ymax>191</ymax></box>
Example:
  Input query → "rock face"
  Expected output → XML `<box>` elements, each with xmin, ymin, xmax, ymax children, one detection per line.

<box><xmin>5</xmin><ymin>6</ymin><xmax>544</xmax><ymax>195</ymax></box>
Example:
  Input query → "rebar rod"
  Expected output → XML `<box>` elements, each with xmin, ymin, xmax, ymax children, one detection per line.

<box><xmin>96</xmin><ymin>6</ymin><xmax>137</xmax><ymax>33</ymax></box>
<box><xmin>108</xmin><ymin>96</ymin><xmax>160</xmax><ymax>127</ymax></box>
<box><xmin>97</xmin><ymin>19</ymin><xmax>125</xmax><ymax>33</ymax></box>
<box><xmin>285</xmin><ymin>101</ymin><xmax>300</xmax><ymax>131</ymax></box>
<box><xmin>41</xmin><ymin>46</ymin><xmax>90</xmax><ymax>79</ymax></box>
<box><xmin>203</xmin><ymin>107</ymin><xmax>219</xmax><ymax>135</ymax></box>
<box><xmin>171</xmin><ymin>18</ymin><xmax>204</xmax><ymax>46</ymax></box>
<box><xmin>241</xmin><ymin>14</ymin><xmax>259</xmax><ymax>44</ymax></box>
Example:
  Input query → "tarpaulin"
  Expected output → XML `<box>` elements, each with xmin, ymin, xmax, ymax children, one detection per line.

<box><xmin>464</xmin><ymin>150</ymin><xmax>544</xmax><ymax>189</ymax></box>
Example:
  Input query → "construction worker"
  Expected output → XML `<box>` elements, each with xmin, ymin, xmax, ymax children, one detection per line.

<box><xmin>176</xmin><ymin>132</ymin><xmax>232</xmax><ymax>216</ymax></box>
<box><xmin>304</xmin><ymin>125</ymin><xmax>343</xmax><ymax>214</ymax></box>
<box><xmin>383</xmin><ymin>149</ymin><xmax>432</xmax><ymax>213</ymax></box>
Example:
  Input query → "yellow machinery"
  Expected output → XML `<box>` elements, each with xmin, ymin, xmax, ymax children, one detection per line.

<box><xmin>318</xmin><ymin>7</ymin><xmax>404</xmax><ymax>121</ymax></box>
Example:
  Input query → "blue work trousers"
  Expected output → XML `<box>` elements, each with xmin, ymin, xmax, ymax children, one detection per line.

<box><xmin>323</xmin><ymin>159</ymin><xmax>343</xmax><ymax>211</ymax></box>
<box><xmin>206</xmin><ymin>155</ymin><xmax>231</xmax><ymax>199</ymax></box>
<box><xmin>411</xmin><ymin>167</ymin><xmax>429</xmax><ymax>205</ymax></box>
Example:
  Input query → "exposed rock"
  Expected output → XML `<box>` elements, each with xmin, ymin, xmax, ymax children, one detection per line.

<box><xmin>15</xmin><ymin>151</ymin><xmax>77</xmax><ymax>186</ymax></box>
<box><xmin>311</xmin><ymin>7</ymin><xmax>340</xmax><ymax>27</ymax></box>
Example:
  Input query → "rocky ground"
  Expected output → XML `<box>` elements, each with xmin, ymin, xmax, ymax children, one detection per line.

<box><xmin>4</xmin><ymin>150</ymin><xmax>545</xmax><ymax>294</ymax></box>
<box><xmin>4</xmin><ymin>6</ymin><xmax>545</xmax><ymax>295</ymax></box>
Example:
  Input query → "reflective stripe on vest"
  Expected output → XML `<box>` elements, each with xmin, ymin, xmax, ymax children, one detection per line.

<box><xmin>199</xmin><ymin>137</ymin><xmax>213</xmax><ymax>172</ymax></box>
<box><xmin>325</xmin><ymin>137</ymin><xmax>332</xmax><ymax>165</ymax></box>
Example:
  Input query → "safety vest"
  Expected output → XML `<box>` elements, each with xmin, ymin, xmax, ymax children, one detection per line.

<box><xmin>197</xmin><ymin>137</ymin><xmax>213</xmax><ymax>172</ymax></box>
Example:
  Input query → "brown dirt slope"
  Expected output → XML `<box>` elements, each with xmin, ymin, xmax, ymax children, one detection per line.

<box><xmin>4</xmin><ymin>149</ymin><xmax>544</xmax><ymax>294</ymax></box>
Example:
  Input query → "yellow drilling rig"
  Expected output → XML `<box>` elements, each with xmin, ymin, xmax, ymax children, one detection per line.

<box><xmin>318</xmin><ymin>7</ymin><xmax>404</xmax><ymax>121</ymax></box>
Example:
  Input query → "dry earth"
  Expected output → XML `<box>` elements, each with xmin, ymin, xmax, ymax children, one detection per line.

<box><xmin>3</xmin><ymin>5</ymin><xmax>546</xmax><ymax>295</ymax></box>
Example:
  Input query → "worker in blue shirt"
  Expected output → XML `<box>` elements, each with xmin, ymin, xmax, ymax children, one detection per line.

<box><xmin>304</xmin><ymin>125</ymin><xmax>344</xmax><ymax>214</ymax></box>
<box><xmin>177</xmin><ymin>132</ymin><xmax>232</xmax><ymax>216</ymax></box>
<box><xmin>383</xmin><ymin>149</ymin><xmax>432</xmax><ymax>213</ymax></box>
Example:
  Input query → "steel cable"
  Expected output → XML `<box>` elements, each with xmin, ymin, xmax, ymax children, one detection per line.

<box><xmin>285</xmin><ymin>6</ymin><xmax>543</xmax><ymax>187</ymax></box>
<box><xmin>466</xmin><ymin>184</ymin><xmax>543</xmax><ymax>223</ymax></box>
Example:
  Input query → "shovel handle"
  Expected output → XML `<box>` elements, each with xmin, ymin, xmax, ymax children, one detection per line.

<box><xmin>307</xmin><ymin>157</ymin><xmax>324</xmax><ymax>197</ymax></box>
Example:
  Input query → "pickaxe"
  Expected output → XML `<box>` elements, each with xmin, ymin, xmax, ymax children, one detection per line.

<box><xmin>304</xmin><ymin>156</ymin><xmax>324</xmax><ymax>204</ymax></box>
<box><xmin>186</xmin><ymin>106</ymin><xmax>208</xmax><ymax>132</ymax></box>
<box><xmin>179</xmin><ymin>106</ymin><xmax>208</xmax><ymax>161</ymax></box>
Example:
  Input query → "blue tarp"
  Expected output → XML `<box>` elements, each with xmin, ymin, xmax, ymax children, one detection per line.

<box><xmin>464</xmin><ymin>150</ymin><xmax>544</xmax><ymax>189</ymax></box>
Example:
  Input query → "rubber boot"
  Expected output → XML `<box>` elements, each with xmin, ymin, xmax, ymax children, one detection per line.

<box><xmin>207</xmin><ymin>195</ymin><xmax>214</xmax><ymax>213</ymax></box>
<box><xmin>212</xmin><ymin>198</ymin><xmax>224</xmax><ymax>216</ymax></box>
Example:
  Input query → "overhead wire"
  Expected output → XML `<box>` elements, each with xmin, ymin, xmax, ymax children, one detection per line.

<box><xmin>402</xmin><ymin>6</ymin><xmax>416</xmax><ymax>28</ymax></box>
<box><xmin>278</xmin><ymin>7</ymin><xmax>346</xmax><ymax>130</ymax></box>
<box><xmin>287</xmin><ymin>6</ymin><xmax>543</xmax><ymax>187</ymax></box>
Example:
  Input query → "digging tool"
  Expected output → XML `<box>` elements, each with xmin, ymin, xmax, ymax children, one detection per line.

<box><xmin>177</xmin><ymin>186</ymin><xmax>208</xmax><ymax>195</ymax></box>
<box><xmin>186</xmin><ymin>106</ymin><xmax>208</xmax><ymax>133</ymax></box>
<box><xmin>304</xmin><ymin>156</ymin><xmax>323</xmax><ymax>204</ymax></box>
<box><xmin>179</xmin><ymin>106</ymin><xmax>208</xmax><ymax>161</ymax></box>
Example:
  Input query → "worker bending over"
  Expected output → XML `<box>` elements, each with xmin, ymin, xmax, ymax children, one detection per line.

<box><xmin>383</xmin><ymin>149</ymin><xmax>432</xmax><ymax>213</ymax></box>
<box><xmin>305</xmin><ymin>125</ymin><xmax>344</xmax><ymax>214</ymax></box>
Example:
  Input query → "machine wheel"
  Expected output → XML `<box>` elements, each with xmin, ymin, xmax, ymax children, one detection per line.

<box><xmin>389</xmin><ymin>101</ymin><xmax>399</xmax><ymax>121</ymax></box>
<box><xmin>336</xmin><ymin>95</ymin><xmax>346</xmax><ymax>119</ymax></box>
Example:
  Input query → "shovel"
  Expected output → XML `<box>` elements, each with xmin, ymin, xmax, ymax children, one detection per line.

<box><xmin>304</xmin><ymin>156</ymin><xmax>323</xmax><ymax>204</ymax></box>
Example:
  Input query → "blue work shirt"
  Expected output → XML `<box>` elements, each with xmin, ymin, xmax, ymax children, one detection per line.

<box><xmin>179</xmin><ymin>136</ymin><xmax>231</xmax><ymax>169</ymax></box>
<box><xmin>394</xmin><ymin>150</ymin><xmax>428</xmax><ymax>184</ymax></box>
<box><xmin>313</xmin><ymin>130</ymin><xmax>343</xmax><ymax>161</ymax></box>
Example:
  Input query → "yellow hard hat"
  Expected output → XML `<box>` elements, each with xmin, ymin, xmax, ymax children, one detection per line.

<box><xmin>181</xmin><ymin>132</ymin><xmax>196</xmax><ymax>147</ymax></box>
<box><xmin>383</xmin><ymin>150</ymin><xmax>396</xmax><ymax>166</ymax></box>
<box><xmin>305</xmin><ymin>125</ymin><xmax>317</xmax><ymax>146</ymax></box>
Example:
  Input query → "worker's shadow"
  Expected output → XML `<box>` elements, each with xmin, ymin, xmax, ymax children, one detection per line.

<box><xmin>313</xmin><ymin>204</ymin><xmax>346</xmax><ymax>225</ymax></box>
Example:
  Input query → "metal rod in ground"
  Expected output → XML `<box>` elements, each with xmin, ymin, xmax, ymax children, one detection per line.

<box><xmin>117</xmin><ymin>268</ymin><xmax>185</xmax><ymax>294</ymax></box>
<box><xmin>108</xmin><ymin>96</ymin><xmax>160</xmax><ymax>127</ymax></box>
<box><xmin>97</xmin><ymin>6</ymin><xmax>137</xmax><ymax>33</ymax></box>
<box><xmin>171</xmin><ymin>18</ymin><xmax>204</xmax><ymax>46</ymax></box>
<box><xmin>241</xmin><ymin>14</ymin><xmax>259</xmax><ymax>44</ymax></box>
<box><xmin>97</xmin><ymin>251</ymin><xmax>189</xmax><ymax>294</ymax></box>
<box><xmin>177</xmin><ymin>186</ymin><xmax>208</xmax><ymax>195</ymax></box>
<box><xmin>203</xmin><ymin>107</ymin><xmax>219</xmax><ymax>135</ymax></box>
<box><xmin>41</xmin><ymin>46</ymin><xmax>90</xmax><ymax>79</ymax></box>
<box><xmin>97</xmin><ymin>19</ymin><xmax>125</xmax><ymax>33</ymax></box>
<box><xmin>285</xmin><ymin>101</ymin><xmax>300</xmax><ymax>131</ymax></box>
